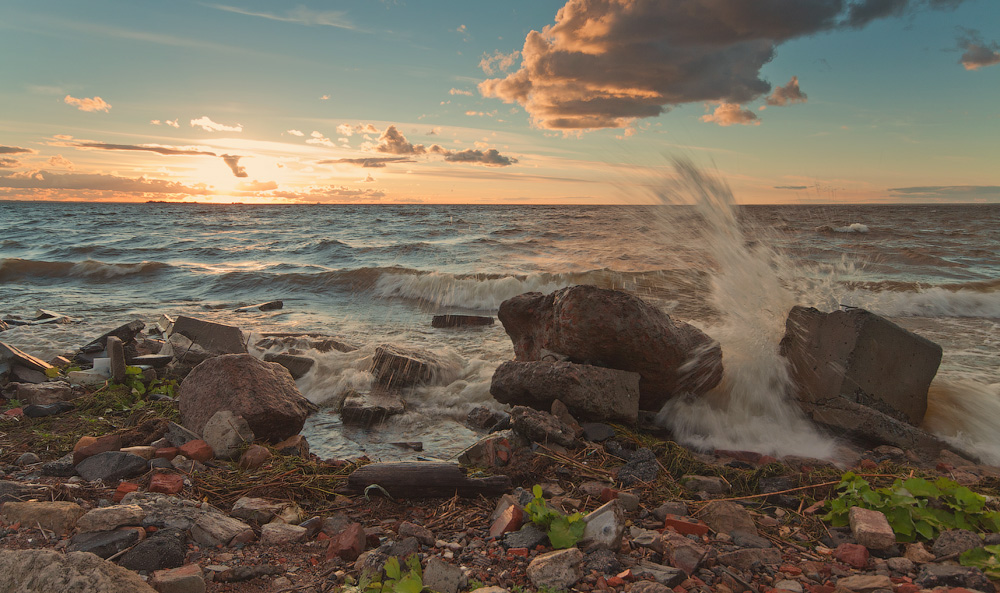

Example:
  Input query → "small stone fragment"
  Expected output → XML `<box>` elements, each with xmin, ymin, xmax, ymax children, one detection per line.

<box><xmin>526</xmin><ymin>548</ymin><xmax>584</xmax><ymax>591</ymax></box>
<box><xmin>849</xmin><ymin>506</ymin><xmax>896</xmax><ymax>550</ymax></box>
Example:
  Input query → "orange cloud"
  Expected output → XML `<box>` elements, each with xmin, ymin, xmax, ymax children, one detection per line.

<box><xmin>700</xmin><ymin>103</ymin><xmax>760</xmax><ymax>127</ymax></box>
<box><xmin>64</xmin><ymin>95</ymin><xmax>111</xmax><ymax>112</ymax></box>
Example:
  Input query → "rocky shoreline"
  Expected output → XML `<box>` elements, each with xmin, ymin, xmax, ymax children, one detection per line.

<box><xmin>2</xmin><ymin>287</ymin><xmax>999</xmax><ymax>593</ymax></box>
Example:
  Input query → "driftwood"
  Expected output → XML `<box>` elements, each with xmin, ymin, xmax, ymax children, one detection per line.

<box><xmin>347</xmin><ymin>462</ymin><xmax>512</xmax><ymax>499</ymax></box>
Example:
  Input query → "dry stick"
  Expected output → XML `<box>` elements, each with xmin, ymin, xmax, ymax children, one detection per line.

<box><xmin>106</xmin><ymin>541</ymin><xmax>141</xmax><ymax>562</ymax></box>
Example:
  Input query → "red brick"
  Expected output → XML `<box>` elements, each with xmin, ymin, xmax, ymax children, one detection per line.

<box><xmin>155</xmin><ymin>447</ymin><xmax>179</xmax><ymax>460</ymax></box>
<box><xmin>507</xmin><ymin>548</ymin><xmax>529</xmax><ymax>557</ymax></box>
<box><xmin>663</xmin><ymin>514</ymin><xmax>710</xmax><ymax>536</ymax></box>
<box><xmin>73</xmin><ymin>434</ymin><xmax>122</xmax><ymax>465</ymax></box>
<box><xmin>178</xmin><ymin>439</ymin><xmax>214</xmax><ymax>463</ymax></box>
<box><xmin>3</xmin><ymin>408</ymin><xmax>24</xmax><ymax>417</ymax></box>
<box><xmin>488</xmin><ymin>504</ymin><xmax>523</xmax><ymax>539</ymax></box>
<box><xmin>149</xmin><ymin>472</ymin><xmax>185</xmax><ymax>495</ymax></box>
<box><xmin>113</xmin><ymin>482</ymin><xmax>140</xmax><ymax>503</ymax></box>
<box><xmin>326</xmin><ymin>523</ymin><xmax>366</xmax><ymax>561</ymax></box>
<box><xmin>834</xmin><ymin>543</ymin><xmax>870</xmax><ymax>569</ymax></box>
<box><xmin>606</xmin><ymin>578</ymin><xmax>624</xmax><ymax>587</ymax></box>
<box><xmin>780</xmin><ymin>566</ymin><xmax>803</xmax><ymax>576</ymax></box>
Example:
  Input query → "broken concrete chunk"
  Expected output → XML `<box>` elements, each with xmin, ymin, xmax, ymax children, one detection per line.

<box><xmin>263</xmin><ymin>352</ymin><xmax>315</xmax><ymax>379</ymax></box>
<box><xmin>169</xmin><ymin>315</ymin><xmax>247</xmax><ymax>355</ymax></box>
<box><xmin>370</xmin><ymin>343</ymin><xmax>447</xmax><ymax>389</ymax></box>
<box><xmin>0</xmin><ymin>341</ymin><xmax>54</xmax><ymax>373</ymax></box>
<box><xmin>340</xmin><ymin>390</ymin><xmax>405</xmax><ymax>426</ymax></box>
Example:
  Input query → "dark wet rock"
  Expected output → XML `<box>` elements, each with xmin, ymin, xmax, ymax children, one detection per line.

<box><xmin>22</xmin><ymin>401</ymin><xmax>76</xmax><ymax>418</ymax></box>
<box><xmin>490</xmin><ymin>360</ymin><xmax>640</xmax><ymax>423</ymax></box>
<box><xmin>41</xmin><ymin>453</ymin><xmax>77</xmax><ymax>477</ymax></box>
<box><xmin>432</xmin><ymin>314</ymin><xmax>494</xmax><ymax>328</ymax></box>
<box><xmin>583</xmin><ymin>548</ymin><xmax>623</xmax><ymax>576</ymax></box>
<box><xmin>178</xmin><ymin>353</ymin><xmax>317</xmax><ymax>442</ymax></box>
<box><xmin>169</xmin><ymin>315</ymin><xmax>247</xmax><ymax>357</ymax></box>
<box><xmin>164</xmin><ymin>422</ymin><xmax>201</xmax><ymax>447</ymax></box>
<box><xmin>131</xmin><ymin>354</ymin><xmax>173</xmax><ymax>368</ymax></box>
<box><xmin>466</xmin><ymin>406</ymin><xmax>508</xmax><ymax>430</ymax></box>
<box><xmin>75</xmin><ymin>319</ymin><xmax>145</xmax><ymax>364</ymax></box>
<box><xmin>780</xmin><ymin>306</ymin><xmax>940</xmax><ymax>426</ymax></box>
<box><xmin>617</xmin><ymin>448</ymin><xmax>660</xmax><ymax>486</ymax></box>
<box><xmin>370</xmin><ymin>343</ymin><xmax>449</xmax><ymax>389</ymax></box>
<box><xmin>263</xmin><ymin>352</ymin><xmax>315</xmax><ymax>379</ymax></box>
<box><xmin>914</xmin><ymin>564</ymin><xmax>995</xmax><ymax>593</ymax></box>
<box><xmin>509</xmin><ymin>406</ymin><xmax>577</xmax><ymax>447</ymax></box>
<box><xmin>340</xmin><ymin>390</ymin><xmax>406</xmax><ymax>426</ymax></box>
<box><xmin>76</xmin><ymin>451</ymin><xmax>149</xmax><ymax>482</ymax></box>
<box><xmin>581</xmin><ymin>422</ymin><xmax>616</xmax><ymax>442</ymax></box>
<box><xmin>497</xmin><ymin>285</ymin><xmax>723</xmax><ymax>410</ymax></box>
<box><xmin>235</xmin><ymin>300</ymin><xmax>283</xmax><ymax>312</ymax></box>
<box><xmin>67</xmin><ymin>529</ymin><xmax>140</xmax><ymax>558</ymax></box>
<box><xmin>503</xmin><ymin>523</ymin><xmax>548</xmax><ymax>549</ymax></box>
<box><xmin>932</xmin><ymin>529</ymin><xmax>983</xmax><ymax>557</ymax></box>
<box><xmin>118</xmin><ymin>528</ymin><xmax>188</xmax><ymax>572</ymax></box>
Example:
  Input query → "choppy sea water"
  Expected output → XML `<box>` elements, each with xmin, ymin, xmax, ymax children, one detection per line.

<box><xmin>2</xmin><ymin>185</ymin><xmax>998</xmax><ymax>463</ymax></box>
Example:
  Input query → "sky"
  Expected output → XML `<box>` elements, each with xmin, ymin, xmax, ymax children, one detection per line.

<box><xmin>1</xmin><ymin>0</ymin><xmax>998</xmax><ymax>205</ymax></box>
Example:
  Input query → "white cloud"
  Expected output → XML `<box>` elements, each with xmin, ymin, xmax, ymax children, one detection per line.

<box><xmin>190</xmin><ymin>116</ymin><xmax>243</xmax><ymax>132</ymax></box>
<box><xmin>306</xmin><ymin>131</ymin><xmax>336</xmax><ymax>147</ymax></box>
<box><xmin>337</xmin><ymin>123</ymin><xmax>354</xmax><ymax>136</ymax></box>
<box><xmin>287</xmin><ymin>129</ymin><xmax>305</xmax><ymax>136</ymax></box>
<box><xmin>479</xmin><ymin>50</ymin><xmax>520</xmax><ymax>75</ymax></box>
<box><xmin>449</xmin><ymin>88</ymin><xmax>474</xmax><ymax>96</ymax></box>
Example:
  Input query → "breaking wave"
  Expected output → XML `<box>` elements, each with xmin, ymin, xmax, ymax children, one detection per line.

<box><xmin>817</xmin><ymin>223</ymin><xmax>870</xmax><ymax>234</ymax></box>
<box><xmin>0</xmin><ymin>258</ymin><xmax>170</xmax><ymax>281</ymax></box>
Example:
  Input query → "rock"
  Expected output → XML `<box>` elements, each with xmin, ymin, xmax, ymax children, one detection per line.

<box><xmin>582</xmin><ymin>548</ymin><xmax>623</xmax><ymax>575</ymax></box>
<box><xmin>370</xmin><ymin>343</ymin><xmax>449</xmax><ymax>389</ymax></box>
<box><xmin>177</xmin><ymin>439</ymin><xmax>214</xmax><ymax>463</ymax></box>
<box><xmin>41</xmin><ymin>453</ymin><xmax>77</xmax><ymax>477</ymax></box>
<box><xmin>14</xmin><ymin>380</ymin><xmax>76</xmax><ymax>405</ymax></box>
<box><xmin>169</xmin><ymin>315</ymin><xmax>247</xmax><ymax>356</ymax></box>
<box><xmin>630</xmin><ymin>583</ymin><xmax>674</xmax><ymax>593</ymax></box>
<box><xmin>75</xmin><ymin>319</ymin><xmax>146</xmax><ymax>362</ymax></box>
<box><xmin>107</xmin><ymin>335</ymin><xmax>127</xmax><ymax>383</ymax></box>
<box><xmin>581</xmin><ymin>422</ymin><xmax>616</xmax><ymax>442</ymax></box>
<box><xmin>423</xmin><ymin>558</ymin><xmax>465</xmax><ymax>593</ymax></box>
<box><xmin>581</xmin><ymin>500</ymin><xmax>625</xmax><ymax>551</ymax></box>
<box><xmin>632</xmin><ymin>560</ymin><xmax>687</xmax><ymax>587</ymax></box>
<box><xmin>178</xmin><ymin>353</ymin><xmax>317</xmax><ymax>442</ymax></box>
<box><xmin>73</xmin><ymin>433</ymin><xmax>123</xmax><ymax>465</ymax></box>
<box><xmin>834</xmin><ymin>543</ymin><xmax>870</xmax><ymax>568</ymax></box>
<box><xmin>340</xmin><ymin>389</ymin><xmax>406</xmax><ymax>426</ymax></box>
<box><xmin>67</xmin><ymin>369</ymin><xmax>110</xmax><ymax>386</ymax></box>
<box><xmin>432</xmin><ymin>315</ymin><xmax>494</xmax><ymax>328</ymax></box>
<box><xmin>0</xmin><ymin>500</ymin><xmax>85</xmax><ymax>535</ymax></box>
<box><xmin>10</xmin><ymin>364</ymin><xmax>48</xmax><ymax>383</ymax></box>
<box><xmin>618</xmin><ymin>448</ymin><xmax>660</xmax><ymax>486</ymax></box>
<box><xmin>466</xmin><ymin>406</ymin><xmax>508</xmax><ymax>430</ymax></box>
<box><xmin>931</xmin><ymin>528</ymin><xmax>983</xmax><ymax>557</ymax></box>
<box><xmin>132</xmin><ymin>354</ymin><xmax>173</xmax><ymax>368</ymax></box>
<box><xmin>497</xmin><ymin>286</ymin><xmax>723</xmax><ymax>410</ymax></box>
<box><xmin>700</xmin><ymin>501</ymin><xmax>757</xmax><ymax>537</ymax></box>
<box><xmin>457</xmin><ymin>430</ymin><xmax>526</xmax><ymax>467</ymax></box>
<box><xmin>150</xmin><ymin>564</ymin><xmax>206</xmax><ymax>593</ymax></box>
<box><xmin>775</xmin><ymin>580</ymin><xmax>803</xmax><ymax>593</ymax></box>
<box><xmin>170</xmin><ymin>454</ymin><xmax>206</xmax><ymax>473</ymax></box>
<box><xmin>201</xmin><ymin>411</ymin><xmax>254</xmax><ymax>460</ymax></box>
<box><xmin>321</xmin><ymin>513</ymin><xmax>354</xmax><ymax>536</ymax></box>
<box><xmin>114</xmin><ymin>483</ymin><xmax>141</xmax><ymax>503</ymax></box>
<box><xmin>503</xmin><ymin>523</ymin><xmax>549</xmax><ymax>549</ymax></box>
<box><xmin>489</xmin><ymin>504</ymin><xmax>524</xmax><ymax>539</ymax></box>
<box><xmin>681</xmin><ymin>474</ymin><xmax>730</xmax><ymax>494</ymax></box>
<box><xmin>119</xmin><ymin>528</ymin><xmax>188</xmax><ymax>572</ymax></box>
<box><xmin>849</xmin><ymin>506</ymin><xmax>896</xmax><ymax>550</ymax></box>
<box><xmin>121</xmin><ymin>446</ymin><xmax>157</xmax><ymax>460</ymax></box>
<box><xmin>260</xmin><ymin>522</ymin><xmax>308</xmax><ymax>544</ymax></box>
<box><xmin>164</xmin><ymin>422</ymin><xmax>201</xmax><ymax>447</ymax></box>
<box><xmin>326</xmin><ymin>522</ymin><xmax>367</xmax><ymax>561</ymax></box>
<box><xmin>238</xmin><ymin>444</ymin><xmax>272</xmax><ymax>470</ymax></box>
<box><xmin>914</xmin><ymin>564</ymin><xmax>995</xmax><ymax>593</ymax></box>
<box><xmin>780</xmin><ymin>306</ymin><xmax>940</xmax><ymax>426</ymax></box>
<box><xmin>190</xmin><ymin>512</ymin><xmax>254</xmax><ymax>548</ymax></box>
<box><xmin>356</xmin><ymin>538</ymin><xmax>420</xmax><ymax>575</ymax></box>
<box><xmin>262</xmin><ymin>352</ymin><xmax>314</xmax><ymax>379</ymax></box>
<box><xmin>509</xmin><ymin>406</ymin><xmax>576</xmax><ymax>447</ymax></box>
<box><xmin>77</xmin><ymin>504</ymin><xmax>147</xmax><ymax>532</ymax></box>
<box><xmin>398</xmin><ymin>521</ymin><xmax>435</xmax><ymax>546</ymax></box>
<box><xmin>662</xmin><ymin>515</ymin><xmax>709</xmax><ymax>536</ymax></box>
<box><xmin>0</xmin><ymin>480</ymin><xmax>49</xmax><ymax>503</ymax></box>
<box><xmin>717</xmin><ymin>548</ymin><xmax>783</xmax><ymax>569</ymax></box>
<box><xmin>16</xmin><ymin>452</ymin><xmax>41</xmax><ymax>466</ymax></box>
<box><xmin>0</xmin><ymin>549</ymin><xmax>156</xmax><ymax>592</ymax></box>
<box><xmin>490</xmin><ymin>361</ymin><xmax>641</xmax><ymax>423</ymax></box>
<box><xmin>67</xmin><ymin>529</ymin><xmax>141</xmax><ymax>558</ymax></box>
<box><xmin>149</xmin><ymin>472</ymin><xmax>185</xmax><ymax>495</ymax></box>
<box><xmin>22</xmin><ymin>400</ymin><xmax>77</xmax><ymax>417</ymax></box>
<box><xmin>653</xmin><ymin>501</ymin><xmax>689</xmax><ymax>519</ymax></box>
<box><xmin>231</xmin><ymin>497</ymin><xmax>294</xmax><ymax>525</ymax></box>
<box><xmin>732</xmin><ymin>531</ymin><xmax>772</xmax><ymax>549</ymax></box>
<box><xmin>76</xmin><ymin>451</ymin><xmax>149</xmax><ymax>482</ymax></box>
<box><xmin>835</xmin><ymin>574</ymin><xmax>893</xmax><ymax>593</ymax></box>
<box><xmin>662</xmin><ymin>532</ymin><xmax>709</xmax><ymax>575</ymax></box>
<box><xmin>121</xmin><ymin>492</ymin><xmax>215</xmax><ymax>531</ymax></box>
<box><xmin>235</xmin><ymin>300</ymin><xmax>284</xmax><ymax>312</ymax></box>
<box><xmin>299</xmin><ymin>516</ymin><xmax>323</xmax><ymax>539</ymax></box>
<box><xmin>886</xmin><ymin>557</ymin><xmax>914</xmax><ymax>573</ymax></box>
<box><xmin>526</xmin><ymin>548</ymin><xmax>584</xmax><ymax>590</ymax></box>
<box><xmin>274</xmin><ymin>434</ymin><xmax>309</xmax><ymax>458</ymax></box>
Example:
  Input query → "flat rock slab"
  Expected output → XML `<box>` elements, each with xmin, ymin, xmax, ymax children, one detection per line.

<box><xmin>491</xmin><ymin>360</ymin><xmax>640</xmax><ymax>423</ymax></box>
<box><xmin>14</xmin><ymin>381</ymin><xmax>76</xmax><ymax>405</ymax></box>
<box><xmin>170</xmin><ymin>315</ymin><xmax>247</xmax><ymax>355</ymax></box>
<box><xmin>263</xmin><ymin>352</ymin><xmax>315</xmax><ymax>379</ymax></box>
<box><xmin>67</xmin><ymin>529</ymin><xmax>141</xmax><ymax>558</ymax></box>
<box><xmin>236</xmin><ymin>300</ymin><xmax>283</xmax><ymax>312</ymax></box>
<box><xmin>0</xmin><ymin>500</ymin><xmax>85</xmax><ymax>535</ymax></box>
<box><xmin>76</xmin><ymin>451</ymin><xmax>149</xmax><ymax>483</ymax></box>
<box><xmin>370</xmin><ymin>343</ymin><xmax>447</xmax><ymax>389</ymax></box>
<box><xmin>0</xmin><ymin>549</ymin><xmax>156</xmax><ymax>592</ymax></box>
<box><xmin>340</xmin><ymin>390</ymin><xmax>406</xmax><ymax>426</ymax></box>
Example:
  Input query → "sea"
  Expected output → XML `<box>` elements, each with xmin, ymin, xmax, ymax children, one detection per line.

<box><xmin>2</xmin><ymin>166</ymin><xmax>999</xmax><ymax>464</ymax></box>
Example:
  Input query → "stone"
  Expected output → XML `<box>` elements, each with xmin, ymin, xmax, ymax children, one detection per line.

<box><xmin>653</xmin><ymin>501</ymin><xmax>689</xmax><ymax>519</ymax></box>
<box><xmin>732</xmin><ymin>531</ymin><xmax>773</xmax><ymax>548</ymax></box>
<box><xmin>67</xmin><ymin>529</ymin><xmax>141</xmax><ymax>558</ymax></box>
<box><xmin>398</xmin><ymin>521</ymin><xmax>435</xmax><ymax>546</ymax></box>
<box><xmin>274</xmin><ymin>434</ymin><xmax>309</xmax><ymax>458</ymax></box>
<box><xmin>886</xmin><ymin>557</ymin><xmax>914</xmax><ymax>573</ymax></box>
<box><xmin>40</xmin><ymin>452</ymin><xmax>77</xmax><ymax>477</ymax></box>
<box><xmin>497</xmin><ymin>286</ymin><xmax>723</xmax><ymax>410</ymax></box>
<box><xmin>849</xmin><ymin>506</ymin><xmax>896</xmax><ymax>550</ymax></box>
<box><xmin>509</xmin><ymin>406</ymin><xmax>576</xmax><ymax>447</ymax></box>
<box><xmin>77</xmin><ymin>504</ymin><xmax>147</xmax><ymax>532</ymax></box>
<box><xmin>76</xmin><ymin>451</ymin><xmax>149</xmax><ymax>482</ymax></box>
<box><xmin>340</xmin><ymin>390</ymin><xmax>406</xmax><ymax>426</ymax></box>
<box><xmin>834</xmin><ymin>543</ymin><xmax>870</xmax><ymax>568</ymax></box>
<box><xmin>503</xmin><ymin>523</ymin><xmax>549</xmax><ymax>549</ymax></box>
<box><xmin>149</xmin><ymin>471</ymin><xmax>185</xmax><ymax>495</ymax></box>
<box><xmin>151</xmin><ymin>564</ymin><xmax>206</xmax><ymax>593</ymax></box>
<box><xmin>700</xmin><ymin>501</ymin><xmax>757</xmax><ymax>537</ymax></box>
<box><xmin>526</xmin><ymin>548</ymin><xmax>584</xmax><ymax>590</ymax></box>
<box><xmin>663</xmin><ymin>533</ymin><xmax>708</xmax><ymax>575</ymax></box>
<box><xmin>16</xmin><ymin>452</ymin><xmax>41</xmax><ymax>466</ymax></box>
<box><xmin>581</xmin><ymin>500</ymin><xmax>625</xmax><ymax>550</ymax></box>
<box><xmin>67</xmin><ymin>369</ymin><xmax>110</xmax><ymax>386</ymax></box>
<box><xmin>489</xmin><ymin>504</ymin><xmax>524</xmax><ymax>539</ymax></box>
<box><xmin>326</xmin><ymin>522</ymin><xmax>367</xmax><ymax>561</ymax></box>
<box><xmin>75</xmin><ymin>319</ymin><xmax>145</xmax><ymax>362</ymax></box>
<box><xmin>261</xmin><ymin>522</ymin><xmax>308</xmax><ymax>544</ymax></box>
<box><xmin>321</xmin><ymin>513</ymin><xmax>354</xmax><ymax>536</ymax></box>
<box><xmin>618</xmin><ymin>448</ymin><xmax>660</xmax><ymax>486</ymax></box>
<box><xmin>164</xmin><ymin>422</ymin><xmax>201</xmax><ymax>447</ymax></box>
<box><xmin>370</xmin><ymin>343</ymin><xmax>451</xmax><ymax>389</ymax></box>
<box><xmin>662</xmin><ymin>514</ymin><xmax>709</xmax><ymax>536</ymax></box>
<box><xmin>681</xmin><ymin>474</ymin><xmax>731</xmax><ymax>494</ymax></box>
<box><xmin>490</xmin><ymin>361</ymin><xmax>641</xmax><ymax>423</ymax></box>
<box><xmin>10</xmin><ymin>364</ymin><xmax>48</xmax><ymax>383</ymax></box>
<box><xmin>238</xmin><ymin>444</ymin><xmax>273</xmax><ymax>470</ymax></box>
<box><xmin>717</xmin><ymin>548</ymin><xmax>783</xmax><ymax>569</ymax></box>
<box><xmin>835</xmin><ymin>574</ymin><xmax>893</xmax><ymax>593</ymax></box>
<box><xmin>262</xmin><ymin>352</ymin><xmax>315</xmax><ymax>379</ymax></box>
<box><xmin>171</xmin><ymin>454</ymin><xmax>204</xmax><ymax>473</ymax></box>
<box><xmin>73</xmin><ymin>434</ymin><xmax>122</xmax><ymax>465</ymax></box>
<box><xmin>424</xmin><ymin>557</ymin><xmax>466</xmax><ymax>593</ymax></box>
<box><xmin>169</xmin><ymin>315</ymin><xmax>247</xmax><ymax>357</ymax></box>
<box><xmin>121</xmin><ymin>446</ymin><xmax>157</xmax><ymax>460</ymax></box>
<box><xmin>581</xmin><ymin>422</ymin><xmax>616</xmax><ymax>442</ymax></box>
<box><xmin>120</xmin><ymin>492</ymin><xmax>214</xmax><ymax>531</ymax></box>
<box><xmin>914</xmin><ymin>564</ymin><xmax>994</xmax><ymax>592</ymax></box>
<box><xmin>466</xmin><ymin>406</ymin><xmax>508</xmax><ymax>430</ymax></box>
<box><xmin>457</xmin><ymin>430</ymin><xmax>526</xmax><ymax>467</ymax></box>
<box><xmin>155</xmin><ymin>447</ymin><xmax>180</xmax><ymax>460</ymax></box>
<box><xmin>15</xmin><ymin>380</ymin><xmax>76</xmax><ymax>405</ymax></box>
<box><xmin>235</xmin><ymin>300</ymin><xmax>284</xmax><ymax>312</ymax></box>
<box><xmin>632</xmin><ymin>560</ymin><xmax>687</xmax><ymax>587</ymax></box>
<box><xmin>775</xmin><ymin>580</ymin><xmax>803</xmax><ymax>593</ymax></box>
<box><xmin>190</xmin><ymin>512</ymin><xmax>254</xmax><ymax>547</ymax></box>
<box><xmin>201</xmin><ymin>411</ymin><xmax>254</xmax><ymax>460</ymax></box>
<box><xmin>616</xmin><ymin>490</ymin><xmax>640</xmax><ymax>512</ymax></box>
<box><xmin>355</xmin><ymin>538</ymin><xmax>420</xmax><ymax>575</ymax></box>
<box><xmin>0</xmin><ymin>500</ymin><xmax>85</xmax><ymax>535</ymax></box>
<box><xmin>630</xmin><ymin>583</ymin><xmax>674</xmax><ymax>593</ymax></box>
<box><xmin>231</xmin><ymin>497</ymin><xmax>289</xmax><ymax>524</ymax></box>
<box><xmin>432</xmin><ymin>314</ymin><xmax>494</xmax><ymax>328</ymax></box>
<box><xmin>0</xmin><ymin>549</ymin><xmax>156</xmax><ymax>592</ymax></box>
<box><xmin>119</xmin><ymin>528</ymin><xmax>189</xmax><ymax>572</ymax></box>
<box><xmin>178</xmin><ymin>353</ymin><xmax>317</xmax><ymax>442</ymax></box>
<box><xmin>107</xmin><ymin>335</ymin><xmax>127</xmax><ymax>383</ymax></box>
<box><xmin>932</xmin><ymin>529</ymin><xmax>983</xmax><ymax>557</ymax></box>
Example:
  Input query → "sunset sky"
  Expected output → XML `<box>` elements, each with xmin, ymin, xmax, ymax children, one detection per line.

<box><xmin>1</xmin><ymin>0</ymin><xmax>998</xmax><ymax>204</ymax></box>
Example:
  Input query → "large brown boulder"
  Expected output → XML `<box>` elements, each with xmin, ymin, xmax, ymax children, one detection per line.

<box><xmin>178</xmin><ymin>354</ymin><xmax>317</xmax><ymax>442</ymax></box>
<box><xmin>490</xmin><ymin>360</ymin><xmax>640</xmax><ymax>423</ymax></box>
<box><xmin>497</xmin><ymin>286</ymin><xmax>722</xmax><ymax>410</ymax></box>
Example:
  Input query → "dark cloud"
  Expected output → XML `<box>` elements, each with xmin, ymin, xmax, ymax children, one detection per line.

<box><xmin>0</xmin><ymin>158</ymin><xmax>22</xmax><ymax>168</ymax></box>
<box><xmin>957</xmin><ymin>28</ymin><xmax>1000</xmax><ymax>71</ymax></box>
<box><xmin>221</xmin><ymin>154</ymin><xmax>248</xmax><ymax>177</ymax></box>
<box><xmin>75</xmin><ymin>141</ymin><xmax>217</xmax><ymax>156</ymax></box>
<box><xmin>0</xmin><ymin>170</ymin><xmax>209</xmax><ymax>194</ymax></box>
<box><xmin>374</xmin><ymin>126</ymin><xmax>517</xmax><ymax>166</ymax></box>
<box><xmin>319</xmin><ymin>157</ymin><xmax>416</xmax><ymax>168</ymax></box>
<box><xmin>440</xmin><ymin>148</ymin><xmax>518</xmax><ymax>167</ymax></box>
<box><xmin>0</xmin><ymin>146</ymin><xmax>36</xmax><ymax>155</ymax></box>
<box><xmin>774</xmin><ymin>185</ymin><xmax>810</xmax><ymax>190</ymax></box>
<box><xmin>888</xmin><ymin>185</ymin><xmax>1000</xmax><ymax>200</ymax></box>
<box><xmin>375</xmin><ymin>125</ymin><xmax>439</xmax><ymax>155</ymax></box>
<box><xmin>480</xmin><ymin>0</ymin><xmax>969</xmax><ymax>130</ymax></box>
<box><xmin>766</xmin><ymin>76</ymin><xmax>808</xmax><ymax>106</ymax></box>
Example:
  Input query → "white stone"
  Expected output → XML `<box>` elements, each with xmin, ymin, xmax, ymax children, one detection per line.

<box><xmin>581</xmin><ymin>499</ymin><xmax>625</xmax><ymax>550</ymax></box>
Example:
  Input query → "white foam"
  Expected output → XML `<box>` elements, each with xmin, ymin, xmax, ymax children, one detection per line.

<box><xmin>835</xmin><ymin>223</ymin><xmax>869</xmax><ymax>234</ymax></box>
<box><xmin>373</xmin><ymin>271</ymin><xmax>571</xmax><ymax>310</ymax></box>
<box><xmin>839</xmin><ymin>287</ymin><xmax>1000</xmax><ymax>318</ymax></box>
<box><xmin>924</xmin><ymin>378</ymin><xmax>1000</xmax><ymax>465</ymax></box>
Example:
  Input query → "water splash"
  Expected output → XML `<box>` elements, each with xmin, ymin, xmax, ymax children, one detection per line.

<box><xmin>650</xmin><ymin>160</ymin><xmax>835</xmax><ymax>458</ymax></box>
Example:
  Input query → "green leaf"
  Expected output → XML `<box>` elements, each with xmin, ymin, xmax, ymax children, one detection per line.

<box><xmin>914</xmin><ymin>520</ymin><xmax>935</xmax><ymax>540</ymax></box>
<box><xmin>384</xmin><ymin>557</ymin><xmax>401</xmax><ymax>581</ymax></box>
<box><xmin>44</xmin><ymin>367</ymin><xmax>62</xmax><ymax>378</ymax></box>
<box><xmin>548</xmin><ymin>515</ymin><xmax>586</xmax><ymax>549</ymax></box>
<box><xmin>533</xmin><ymin>485</ymin><xmax>543</xmax><ymax>499</ymax></box>
<box><xmin>902</xmin><ymin>478</ymin><xmax>941</xmax><ymax>499</ymax></box>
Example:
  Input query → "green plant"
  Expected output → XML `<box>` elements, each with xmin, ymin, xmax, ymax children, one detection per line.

<box><xmin>338</xmin><ymin>555</ymin><xmax>423</xmax><ymax>593</ymax></box>
<box><xmin>44</xmin><ymin>367</ymin><xmax>62</xmax><ymax>379</ymax></box>
<box><xmin>960</xmin><ymin>545</ymin><xmax>1000</xmax><ymax>579</ymax></box>
<box><xmin>148</xmin><ymin>378</ymin><xmax>178</xmax><ymax>398</ymax></box>
<box><xmin>824</xmin><ymin>472</ymin><xmax>1000</xmax><ymax>542</ymax></box>
<box><xmin>525</xmin><ymin>484</ymin><xmax>587</xmax><ymax>549</ymax></box>
<box><xmin>121</xmin><ymin>365</ymin><xmax>147</xmax><ymax>395</ymax></box>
